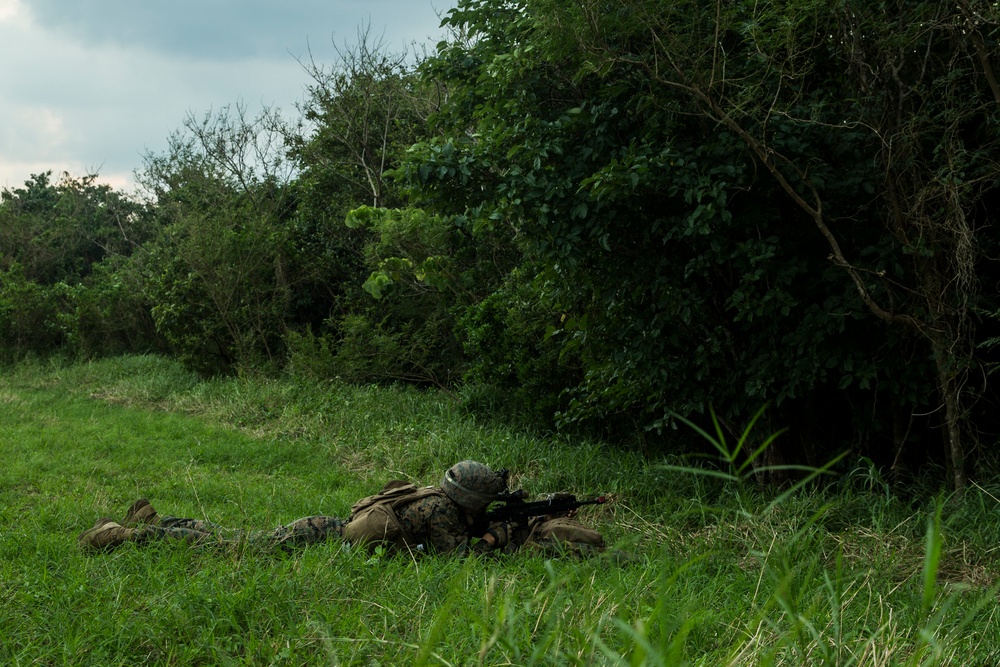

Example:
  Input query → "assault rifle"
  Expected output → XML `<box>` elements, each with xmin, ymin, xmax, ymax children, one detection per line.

<box><xmin>468</xmin><ymin>488</ymin><xmax>607</xmax><ymax>537</ymax></box>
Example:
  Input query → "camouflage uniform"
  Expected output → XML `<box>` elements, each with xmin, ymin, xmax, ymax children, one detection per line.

<box><xmin>123</xmin><ymin>500</ymin><xmax>482</xmax><ymax>553</ymax></box>
<box><xmin>395</xmin><ymin>493</ymin><xmax>482</xmax><ymax>554</ymax></box>
<box><xmin>131</xmin><ymin>514</ymin><xmax>346</xmax><ymax>549</ymax></box>
<box><xmin>80</xmin><ymin>461</ymin><xmax>509</xmax><ymax>554</ymax></box>
<box><xmin>340</xmin><ymin>460</ymin><xmax>509</xmax><ymax>555</ymax></box>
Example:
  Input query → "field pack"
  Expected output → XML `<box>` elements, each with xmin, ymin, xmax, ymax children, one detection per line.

<box><xmin>342</xmin><ymin>480</ymin><xmax>443</xmax><ymax>553</ymax></box>
<box><xmin>523</xmin><ymin>516</ymin><xmax>606</xmax><ymax>555</ymax></box>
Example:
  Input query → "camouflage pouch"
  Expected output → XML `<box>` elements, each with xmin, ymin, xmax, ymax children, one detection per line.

<box><xmin>343</xmin><ymin>502</ymin><xmax>409</xmax><ymax>552</ymax></box>
<box><xmin>524</xmin><ymin>517</ymin><xmax>605</xmax><ymax>555</ymax></box>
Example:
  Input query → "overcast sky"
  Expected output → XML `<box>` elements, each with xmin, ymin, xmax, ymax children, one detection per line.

<box><xmin>0</xmin><ymin>0</ymin><xmax>456</xmax><ymax>193</ymax></box>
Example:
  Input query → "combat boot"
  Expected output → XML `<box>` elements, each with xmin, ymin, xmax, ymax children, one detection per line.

<box><xmin>123</xmin><ymin>498</ymin><xmax>159</xmax><ymax>526</ymax></box>
<box><xmin>77</xmin><ymin>518</ymin><xmax>135</xmax><ymax>553</ymax></box>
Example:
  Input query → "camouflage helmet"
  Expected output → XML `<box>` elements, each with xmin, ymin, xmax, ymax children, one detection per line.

<box><xmin>441</xmin><ymin>460</ymin><xmax>507</xmax><ymax>512</ymax></box>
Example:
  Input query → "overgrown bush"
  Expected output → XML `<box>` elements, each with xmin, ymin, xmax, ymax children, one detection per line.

<box><xmin>458</xmin><ymin>266</ymin><xmax>582</xmax><ymax>425</ymax></box>
<box><xmin>0</xmin><ymin>265</ymin><xmax>64</xmax><ymax>361</ymax></box>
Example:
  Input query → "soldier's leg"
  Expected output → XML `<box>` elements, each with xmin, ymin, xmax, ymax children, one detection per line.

<box><xmin>248</xmin><ymin>515</ymin><xmax>345</xmax><ymax>548</ymax></box>
<box><xmin>81</xmin><ymin>500</ymin><xmax>218</xmax><ymax>552</ymax></box>
<box><xmin>79</xmin><ymin>518</ymin><xmax>218</xmax><ymax>552</ymax></box>
<box><xmin>132</xmin><ymin>523</ymin><xmax>217</xmax><ymax>545</ymax></box>
<box><xmin>158</xmin><ymin>516</ymin><xmax>229</xmax><ymax>534</ymax></box>
<box><xmin>121</xmin><ymin>498</ymin><xmax>234</xmax><ymax>543</ymax></box>
<box><xmin>132</xmin><ymin>515</ymin><xmax>237</xmax><ymax>546</ymax></box>
<box><xmin>87</xmin><ymin>499</ymin><xmax>343</xmax><ymax>551</ymax></box>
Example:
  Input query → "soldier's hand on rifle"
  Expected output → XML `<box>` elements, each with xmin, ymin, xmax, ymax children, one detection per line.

<box><xmin>542</xmin><ymin>492</ymin><xmax>578</xmax><ymax>519</ymax></box>
<box><xmin>482</xmin><ymin>521</ymin><xmax>516</xmax><ymax>549</ymax></box>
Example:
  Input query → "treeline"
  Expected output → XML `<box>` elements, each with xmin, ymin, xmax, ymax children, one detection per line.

<box><xmin>3</xmin><ymin>0</ymin><xmax>1000</xmax><ymax>490</ymax></box>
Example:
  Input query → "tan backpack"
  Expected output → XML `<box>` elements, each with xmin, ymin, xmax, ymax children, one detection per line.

<box><xmin>342</xmin><ymin>480</ymin><xmax>444</xmax><ymax>553</ymax></box>
<box><xmin>523</xmin><ymin>516</ymin><xmax>606</xmax><ymax>555</ymax></box>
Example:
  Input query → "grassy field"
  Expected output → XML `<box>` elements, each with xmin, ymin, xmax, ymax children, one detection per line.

<box><xmin>1</xmin><ymin>355</ymin><xmax>999</xmax><ymax>666</ymax></box>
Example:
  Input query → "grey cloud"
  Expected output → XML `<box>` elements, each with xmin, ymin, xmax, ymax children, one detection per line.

<box><xmin>26</xmin><ymin>0</ymin><xmax>449</xmax><ymax>60</ymax></box>
<box><xmin>1</xmin><ymin>0</ymin><xmax>454</xmax><ymax>191</ymax></box>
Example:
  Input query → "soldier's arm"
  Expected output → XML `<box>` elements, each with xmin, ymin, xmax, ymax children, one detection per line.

<box><xmin>424</xmin><ymin>511</ymin><xmax>474</xmax><ymax>554</ymax></box>
<box><xmin>472</xmin><ymin>521</ymin><xmax>520</xmax><ymax>553</ymax></box>
<box><xmin>403</xmin><ymin>495</ymin><xmax>477</xmax><ymax>554</ymax></box>
<box><xmin>424</xmin><ymin>505</ymin><xmax>503</xmax><ymax>554</ymax></box>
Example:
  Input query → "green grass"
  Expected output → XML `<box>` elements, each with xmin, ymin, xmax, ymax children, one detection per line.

<box><xmin>1</xmin><ymin>355</ymin><xmax>999</xmax><ymax>665</ymax></box>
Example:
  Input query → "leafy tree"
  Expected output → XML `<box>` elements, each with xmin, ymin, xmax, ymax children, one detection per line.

<box><xmin>292</xmin><ymin>27</ymin><xmax>440</xmax><ymax>210</ymax></box>
<box><xmin>458</xmin><ymin>265</ymin><xmax>584</xmax><ymax>425</ymax></box>
<box><xmin>285</xmin><ymin>31</ymin><xmax>494</xmax><ymax>386</ymax></box>
<box><xmin>0</xmin><ymin>264</ymin><xmax>62</xmax><ymax>361</ymax></box>
<box><xmin>0</xmin><ymin>172</ymin><xmax>157</xmax><ymax>360</ymax></box>
<box><xmin>322</xmin><ymin>204</ymin><xmax>516</xmax><ymax>388</ymax></box>
<box><xmin>136</xmin><ymin>106</ymin><xmax>301</xmax><ymax>373</ymax></box>
<box><xmin>396</xmin><ymin>0</ymin><xmax>1000</xmax><ymax>485</ymax></box>
<box><xmin>534</xmin><ymin>0</ymin><xmax>1000</xmax><ymax>490</ymax></box>
<box><xmin>0</xmin><ymin>171</ymin><xmax>151</xmax><ymax>285</ymax></box>
<box><xmin>283</xmin><ymin>31</ymin><xmax>431</xmax><ymax>344</ymax></box>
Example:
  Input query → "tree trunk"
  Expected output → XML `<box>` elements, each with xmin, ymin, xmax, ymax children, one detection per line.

<box><xmin>932</xmin><ymin>337</ymin><xmax>965</xmax><ymax>493</ymax></box>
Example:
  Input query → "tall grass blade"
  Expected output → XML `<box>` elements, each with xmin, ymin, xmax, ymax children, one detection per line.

<box><xmin>921</xmin><ymin>500</ymin><xmax>943</xmax><ymax>619</ymax></box>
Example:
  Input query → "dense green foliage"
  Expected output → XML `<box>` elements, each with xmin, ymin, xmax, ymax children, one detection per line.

<box><xmin>2</xmin><ymin>1</ymin><xmax>1000</xmax><ymax>488</ymax></box>
<box><xmin>2</xmin><ymin>356</ymin><xmax>999</xmax><ymax>665</ymax></box>
<box><xmin>400</xmin><ymin>0</ymin><xmax>1000</xmax><ymax>486</ymax></box>
<box><xmin>0</xmin><ymin>172</ymin><xmax>159</xmax><ymax>360</ymax></box>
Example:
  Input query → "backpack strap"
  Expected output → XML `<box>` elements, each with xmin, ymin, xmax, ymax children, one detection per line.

<box><xmin>348</xmin><ymin>480</ymin><xmax>420</xmax><ymax>518</ymax></box>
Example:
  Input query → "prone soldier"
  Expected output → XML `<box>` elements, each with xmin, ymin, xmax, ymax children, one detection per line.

<box><xmin>79</xmin><ymin>460</ymin><xmax>600</xmax><ymax>556</ymax></box>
